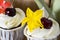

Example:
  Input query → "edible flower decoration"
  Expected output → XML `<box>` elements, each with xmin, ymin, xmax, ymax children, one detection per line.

<box><xmin>22</xmin><ymin>8</ymin><xmax>44</xmax><ymax>32</ymax></box>
<box><xmin>0</xmin><ymin>0</ymin><xmax>11</xmax><ymax>13</ymax></box>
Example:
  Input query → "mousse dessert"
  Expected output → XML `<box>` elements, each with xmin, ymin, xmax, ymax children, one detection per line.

<box><xmin>0</xmin><ymin>0</ymin><xmax>25</xmax><ymax>29</ymax></box>
<box><xmin>0</xmin><ymin>0</ymin><xmax>25</xmax><ymax>40</ymax></box>
<box><xmin>23</xmin><ymin>8</ymin><xmax>60</xmax><ymax>40</ymax></box>
<box><xmin>0</xmin><ymin>8</ymin><xmax>25</xmax><ymax>29</ymax></box>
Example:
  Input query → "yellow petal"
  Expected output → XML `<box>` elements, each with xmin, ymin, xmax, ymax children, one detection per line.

<box><xmin>27</xmin><ymin>21</ymin><xmax>39</xmax><ymax>32</ymax></box>
<box><xmin>34</xmin><ymin>10</ymin><xmax>43</xmax><ymax>19</ymax></box>
<box><xmin>38</xmin><ymin>20</ymin><xmax>44</xmax><ymax>29</ymax></box>
<box><xmin>21</xmin><ymin>17</ymin><xmax>28</xmax><ymax>25</ymax></box>
<box><xmin>26</xmin><ymin>8</ymin><xmax>33</xmax><ymax>17</ymax></box>
<box><xmin>27</xmin><ymin>19</ymin><xmax>40</xmax><ymax>32</ymax></box>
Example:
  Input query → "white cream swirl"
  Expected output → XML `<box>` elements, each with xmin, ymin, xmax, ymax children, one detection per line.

<box><xmin>26</xmin><ymin>18</ymin><xmax>59</xmax><ymax>39</ymax></box>
<box><xmin>0</xmin><ymin>8</ymin><xmax>25</xmax><ymax>29</ymax></box>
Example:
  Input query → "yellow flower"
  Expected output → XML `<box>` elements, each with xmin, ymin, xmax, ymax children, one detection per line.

<box><xmin>22</xmin><ymin>8</ymin><xmax>44</xmax><ymax>32</ymax></box>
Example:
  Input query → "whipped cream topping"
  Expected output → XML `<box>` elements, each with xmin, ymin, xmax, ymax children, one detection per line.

<box><xmin>26</xmin><ymin>18</ymin><xmax>59</xmax><ymax>39</ymax></box>
<box><xmin>0</xmin><ymin>8</ymin><xmax>25</xmax><ymax>29</ymax></box>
